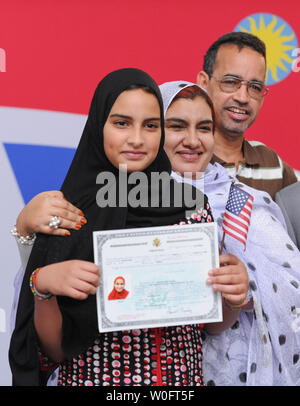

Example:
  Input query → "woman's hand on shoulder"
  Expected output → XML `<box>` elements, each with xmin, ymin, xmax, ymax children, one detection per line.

<box><xmin>35</xmin><ymin>260</ymin><xmax>100</xmax><ymax>300</ymax></box>
<box><xmin>16</xmin><ymin>191</ymin><xmax>87</xmax><ymax>237</ymax></box>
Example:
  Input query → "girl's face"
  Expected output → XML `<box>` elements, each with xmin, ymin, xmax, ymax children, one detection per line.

<box><xmin>114</xmin><ymin>278</ymin><xmax>125</xmax><ymax>292</ymax></box>
<box><xmin>164</xmin><ymin>96</ymin><xmax>214</xmax><ymax>178</ymax></box>
<box><xmin>103</xmin><ymin>88</ymin><xmax>161</xmax><ymax>172</ymax></box>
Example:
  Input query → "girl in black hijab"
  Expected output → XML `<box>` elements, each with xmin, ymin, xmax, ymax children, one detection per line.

<box><xmin>9</xmin><ymin>68</ymin><xmax>212</xmax><ymax>386</ymax></box>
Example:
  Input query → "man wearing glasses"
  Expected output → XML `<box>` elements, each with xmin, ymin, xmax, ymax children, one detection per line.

<box><xmin>197</xmin><ymin>32</ymin><xmax>297</xmax><ymax>199</ymax></box>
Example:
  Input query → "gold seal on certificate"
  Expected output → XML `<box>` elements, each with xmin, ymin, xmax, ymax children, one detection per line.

<box><xmin>93</xmin><ymin>223</ymin><xmax>222</xmax><ymax>332</ymax></box>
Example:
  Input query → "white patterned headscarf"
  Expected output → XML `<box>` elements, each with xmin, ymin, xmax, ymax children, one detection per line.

<box><xmin>160</xmin><ymin>80</ymin><xmax>208</xmax><ymax>116</ymax></box>
<box><xmin>160</xmin><ymin>80</ymin><xmax>300</xmax><ymax>386</ymax></box>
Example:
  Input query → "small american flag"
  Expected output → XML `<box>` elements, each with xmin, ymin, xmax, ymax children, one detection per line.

<box><xmin>222</xmin><ymin>183</ymin><xmax>254</xmax><ymax>249</ymax></box>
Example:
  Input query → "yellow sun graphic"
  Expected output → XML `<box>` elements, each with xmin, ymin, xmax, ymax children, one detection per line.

<box><xmin>235</xmin><ymin>13</ymin><xmax>298</xmax><ymax>85</ymax></box>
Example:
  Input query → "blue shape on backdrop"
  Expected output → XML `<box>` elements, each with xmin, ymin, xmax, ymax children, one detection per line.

<box><xmin>4</xmin><ymin>143</ymin><xmax>76</xmax><ymax>204</ymax></box>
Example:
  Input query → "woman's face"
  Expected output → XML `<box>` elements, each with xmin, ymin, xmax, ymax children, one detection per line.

<box><xmin>164</xmin><ymin>96</ymin><xmax>214</xmax><ymax>178</ymax></box>
<box><xmin>103</xmin><ymin>88</ymin><xmax>161</xmax><ymax>172</ymax></box>
<box><xmin>114</xmin><ymin>278</ymin><xmax>125</xmax><ymax>292</ymax></box>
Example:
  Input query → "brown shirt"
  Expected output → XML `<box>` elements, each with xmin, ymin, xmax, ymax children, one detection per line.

<box><xmin>210</xmin><ymin>139</ymin><xmax>298</xmax><ymax>200</ymax></box>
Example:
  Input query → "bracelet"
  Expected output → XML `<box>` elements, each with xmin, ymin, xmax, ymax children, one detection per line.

<box><xmin>11</xmin><ymin>225</ymin><xmax>36</xmax><ymax>245</ymax></box>
<box><xmin>224</xmin><ymin>297</ymin><xmax>248</xmax><ymax>311</ymax></box>
<box><xmin>30</xmin><ymin>268</ymin><xmax>53</xmax><ymax>301</ymax></box>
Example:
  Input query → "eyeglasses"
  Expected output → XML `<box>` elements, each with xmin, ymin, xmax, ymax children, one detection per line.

<box><xmin>211</xmin><ymin>76</ymin><xmax>269</xmax><ymax>99</ymax></box>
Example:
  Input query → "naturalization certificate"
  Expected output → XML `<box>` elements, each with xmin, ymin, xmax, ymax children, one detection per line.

<box><xmin>93</xmin><ymin>222</ymin><xmax>222</xmax><ymax>332</ymax></box>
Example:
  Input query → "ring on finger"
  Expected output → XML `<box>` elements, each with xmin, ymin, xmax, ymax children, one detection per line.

<box><xmin>49</xmin><ymin>216</ymin><xmax>61</xmax><ymax>229</ymax></box>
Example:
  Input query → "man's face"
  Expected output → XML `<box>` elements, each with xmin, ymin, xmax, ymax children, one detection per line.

<box><xmin>199</xmin><ymin>44</ymin><xmax>266</xmax><ymax>137</ymax></box>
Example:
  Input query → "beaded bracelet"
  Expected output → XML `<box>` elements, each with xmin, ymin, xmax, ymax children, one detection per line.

<box><xmin>30</xmin><ymin>268</ymin><xmax>53</xmax><ymax>301</ymax></box>
<box><xmin>11</xmin><ymin>225</ymin><xmax>36</xmax><ymax>245</ymax></box>
<box><xmin>224</xmin><ymin>297</ymin><xmax>248</xmax><ymax>311</ymax></box>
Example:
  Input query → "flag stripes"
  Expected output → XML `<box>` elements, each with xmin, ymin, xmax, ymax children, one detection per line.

<box><xmin>222</xmin><ymin>183</ymin><xmax>254</xmax><ymax>249</ymax></box>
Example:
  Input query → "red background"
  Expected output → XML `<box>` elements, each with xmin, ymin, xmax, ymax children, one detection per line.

<box><xmin>0</xmin><ymin>0</ymin><xmax>299</xmax><ymax>169</ymax></box>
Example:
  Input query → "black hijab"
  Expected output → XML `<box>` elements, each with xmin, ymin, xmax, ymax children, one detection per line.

<box><xmin>9</xmin><ymin>68</ymin><xmax>204</xmax><ymax>386</ymax></box>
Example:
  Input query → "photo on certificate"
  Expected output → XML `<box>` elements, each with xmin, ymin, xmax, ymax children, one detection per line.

<box><xmin>93</xmin><ymin>223</ymin><xmax>222</xmax><ymax>332</ymax></box>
